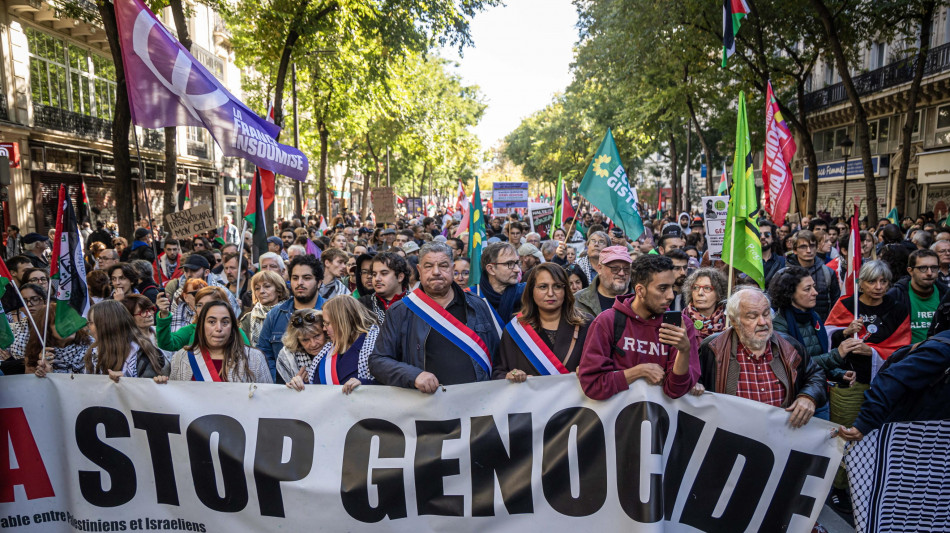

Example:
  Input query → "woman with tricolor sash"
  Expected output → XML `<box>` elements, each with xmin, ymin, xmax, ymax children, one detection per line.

<box><xmin>285</xmin><ymin>295</ymin><xmax>378</xmax><ymax>393</ymax></box>
<box><xmin>494</xmin><ymin>264</ymin><xmax>591</xmax><ymax>381</ymax></box>
<box><xmin>156</xmin><ymin>286</ymin><xmax>251</xmax><ymax>352</ymax></box>
<box><xmin>164</xmin><ymin>301</ymin><xmax>271</xmax><ymax>383</ymax></box>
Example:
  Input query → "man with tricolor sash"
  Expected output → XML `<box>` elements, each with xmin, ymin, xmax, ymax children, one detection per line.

<box><xmin>371</xmin><ymin>242</ymin><xmax>500</xmax><ymax>393</ymax></box>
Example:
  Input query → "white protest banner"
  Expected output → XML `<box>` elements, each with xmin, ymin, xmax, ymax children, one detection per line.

<box><xmin>1</xmin><ymin>375</ymin><xmax>842</xmax><ymax>532</ymax></box>
<box><xmin>701</xmin><ymin>195</ymin><xmax>729</xmax><ymax>261</ymax></box>
<box><xmin>493</xmin><ymin>182</ymin><xmax>529</xmax><ymax>209</ymax></box>
<box><xmin>164</xmin><ymin>205</ymin><xmax>217</xmax><ymax>238</ymax></box>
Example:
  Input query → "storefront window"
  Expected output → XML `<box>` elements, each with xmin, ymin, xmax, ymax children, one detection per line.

<box><xmin>26</xmin><ymin>27</ymin><xmax>116</xmax><ymax>118</ymax></box>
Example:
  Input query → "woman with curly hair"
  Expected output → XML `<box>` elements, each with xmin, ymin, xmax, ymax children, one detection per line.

<box><xmin>275</xmin><ymin>309</ymin><xmax>328</xmax><ymax>385</ymax></box>
<box><xmin>681</xmin><ymin>268</ymin><xmax>727</xmax><ymax>340</ymax></box>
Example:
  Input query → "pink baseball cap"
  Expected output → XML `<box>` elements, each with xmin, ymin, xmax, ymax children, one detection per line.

<box><xmin>599</xmin><ymin>245</ymin><xmax>632</xmax><ymax>265</ymax></box>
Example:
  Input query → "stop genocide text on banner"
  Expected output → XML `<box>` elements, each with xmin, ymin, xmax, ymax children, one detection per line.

<box><xmin>0</xmin><ymin>375</ymin><xmax>842</xmax><ymax>533</ymax></box>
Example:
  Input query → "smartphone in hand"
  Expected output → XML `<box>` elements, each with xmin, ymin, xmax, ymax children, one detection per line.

<box><xmin>662</xmin><ymin>310</ymin><xmax>682</xmax><ymax>328</ymax></box>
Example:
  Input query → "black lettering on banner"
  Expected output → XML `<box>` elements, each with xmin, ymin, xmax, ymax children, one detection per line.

<box><xmin>75</xmin><ymin>407</ymin><xmax>137</xmax><ymax>507</ymax></box>
<box><xmin>340</xmin><ymin>419</ymin><xmax>408</xmax><ymax>523</ymax></box>
<box><xmin>470</xmin><ymin>413</ymin><xmax>534</xmax><ymax>516</ymax></box>
<box><xmin>663</xmin><ymin>411</ymin><xmax>706</xmax><ymax>520</ymax></box>
<box><xmin>614</xmin><ymin>402</ymin><xmax>669</xmax><ymax>523</ymax></box>
<box><xmin>680</xmin><ymin>429</ymin><xmax>774</xmax><ymax>532</ymax></box>
<box><xmin>131</xmin><ymin>411</ymin><xmax>181</xmax><ymax>506</ymax></box>
<box><xmin>541</xmin><ymin>407</ymin><xmax>607</xmax><ymax>517</ymax></box>
<box><xmin>186</xmin><ymin>415</ymin><xmax>248</xmax><ymax>513</ymax></box>
<box><xmin>253</xmin><ymin>418</ymin><xmax>315</xmax><ymax>518</ymax></box>
<box><xmin>415</xmin><ymin>419</ymin><xmax>464</xmax><ymax>517</ymax></box>
<box><xmin>757</xmin><ymin>450</ymin><xmax>830</xmax><ymax>532</ymax></box>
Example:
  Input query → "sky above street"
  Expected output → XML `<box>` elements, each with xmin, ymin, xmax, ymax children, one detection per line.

<box><xmin>441</xmin><ymin>0</ymin><xmax>578</xmax><ymax>150</ymax></box>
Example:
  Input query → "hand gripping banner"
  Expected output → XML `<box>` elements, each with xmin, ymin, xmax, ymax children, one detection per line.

<box><xmin>0</xmin><ymin>375</ymin><xmax>843</xmax><ymax>532</ymax></box>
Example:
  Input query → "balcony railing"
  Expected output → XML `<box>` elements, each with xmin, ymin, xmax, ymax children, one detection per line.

<box><xmin>803</xmin><ymin>41</ymin><xmax>950</xmax><ymax>112</ymax></box>
<box><xmin>187</xmin><ymin>140</ymin><xmax>209</xmax><ymax>159</ymax></box>
<box><xmin>32</xmin><ymin>103</ymin><xmax>112</xmax><ymax>140</ymax></box>
<box><xmin>143</xmin><ymin>128</ymin><xmax>165</xmax><ymax>151</ymax></box>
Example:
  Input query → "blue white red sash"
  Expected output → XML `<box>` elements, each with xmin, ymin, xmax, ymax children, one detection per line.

<box><xmin>187</xmin><ymin>349</ymin><xmax>223</xmax><ymax>382</ymax></box>
<box><xmin>314</xmin><ymin>352</ymin><xmax>340</xmax><ymax>385</ymax></box>
<box><xmin>505</xmin><ymin>315</ymin><xmax>569</xmax><ymax>375</ymax></box>
<box><xmin>403</xmin><ymin>288</ymin><xmax>492</xmax><ymax>374</ymax></box>
<box><xmin>472</xmin><ymin>285</ymin><xmax>504</xmax><ymax>338</ymax></box>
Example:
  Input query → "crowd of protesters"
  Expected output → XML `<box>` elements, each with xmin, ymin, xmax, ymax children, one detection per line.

<box><xmin>4</xmin><ymin>205</ymin><xmax>950</xmax><ymax>529</ymax></box>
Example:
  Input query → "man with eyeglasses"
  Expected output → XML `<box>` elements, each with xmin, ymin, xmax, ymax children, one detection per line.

<box><xmin>888</xmin><ymin>249</ymin><xmax>946</xmax><ymax>343</ymax></box>
<box><xmin>931</xmin><ymin>239</ymin><xmax>950</xmax><ymax>285</ymax></box>
<box><xmin>575</xmin><ymin>246</ymin><xmax>632</xmax><ymax>317</ymax></box>
<box><xmin>760</xmin><ymin>222</ymin><xmax>785</xmax><ymax>289</ymax></box>
<box><xmin>371</xmin><ymin>242</ymin><xmax>500</xmax><ymax>392</ymax></box>
<box><xmin>786</xmin><ymin>230</ymin><xmax>839</xmax><ymax>321</ymax></box>
<box><xmin>475</xmin><ymin>242</ymin><xmax>525</xmax><ymax>326</ymax></box>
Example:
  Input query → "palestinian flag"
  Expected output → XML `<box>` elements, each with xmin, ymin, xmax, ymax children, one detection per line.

<box><xmin>0</xmin><ymin>256</ymin><xmax>16</xmax><ymax>348</ymax></box>
<box><xmin>177</xmin><ymin>180</ymin><xmax>191</xmax><ymax>210</ymax></box>
<box><xmin>260</xmin><ymin>102</ymin><xmax>276</xmax><ymax>210</ymax></box>
<box><xmin>717</xmin><ymin>161</ymin><xmax>729</xmax><ymax>195</ymax></box>
<box><xmin>244</xmin><ymin>168</ymin><xmax>268</xmax><ymax>256</ymax></box>
<box><xmin>825</xmin><ymin>293</ymin><xmax>911</xmax><ymax>375</ymax></box>
<box><xmin>77</xmin><ymin>180</ymin><xmax>90</xmax><ymax>223</ymax></box>
<box><xmin>722</xmin><ymin>0</ymin><xmax>751</xmax><ymax>68</ymax></box>
<box><xmin>50</xmin><ymin>184</ymin><xmax>89</xmax><ymax>338</ymax></box>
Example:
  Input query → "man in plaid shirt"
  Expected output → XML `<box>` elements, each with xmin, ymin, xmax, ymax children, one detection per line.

<box><xmin>695</xmin><ymin>287</ymin><xmax>827</xmax><ymax>428</ymax></box>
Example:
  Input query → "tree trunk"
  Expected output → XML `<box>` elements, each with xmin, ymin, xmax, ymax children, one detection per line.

<box><xmin>419</xmin><ymin>162</ymin><xmax>428</xmax><ymax>198</ymax></box>
<box><xmin>895</xmin><ymin>1</ymin><xmax>935</xmax><ymax>219</ymax></box>
<box><xmin>810</xmin><ymin>0</ymin><xmax>879</xmax><ymax>225</ymax></box>
<box><xmin>366</xmin><ymin>133</ymin><xmax>381</xmax><ymax>187</ymax></box>
<box><xmin>165</xmin><ymin>0</ymin><xmax>191</xmax><ymax>216</ymax></box>
<box><xmin>668</xmin><ymin>129</ymin><xmax>679</xmax><ymax>216</ymax></box>
<box><xmin>687</xmin><ymin>99</ymin><xmax>714</xmax><ymax>197</ymax></box>
<box><xmin>318</xmin><ymin>120</ymin><xmax>329</xmax><ymax>219</ymax></box>
<box><xmin>97</xmin><ymin>0</ymin><xmax>133</xmax><ymax>239</ymax></box>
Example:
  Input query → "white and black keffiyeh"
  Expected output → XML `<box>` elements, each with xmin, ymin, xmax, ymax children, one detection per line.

<box><xmin>847</xmin><ymin>420</ymin><xmax>950</xmax><ymax>533</ymax></box>
<box><xmin>305</xmin><ymin>325</ymin><xmax>378</xmax><ymax>383</ymax></box>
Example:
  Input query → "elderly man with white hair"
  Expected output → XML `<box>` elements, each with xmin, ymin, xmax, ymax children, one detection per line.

<box><xmin>696</xmin><ymin>287</ymin><xmax>827</xmax><ymax>428</ymax></box>
<box><xmin>258</xmin><ymin>252</ymin><xmax>288</xmax><ymax>281</ymax></box>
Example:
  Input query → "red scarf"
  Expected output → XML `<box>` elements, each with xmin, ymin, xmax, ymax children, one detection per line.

<box><xmin>377</xmin><ymin>291</ymin><xmax>405</xmax><ymax>310</ymax></box>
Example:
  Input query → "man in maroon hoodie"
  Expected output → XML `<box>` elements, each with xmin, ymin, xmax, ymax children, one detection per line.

<box><xmin>578</xmin><ymin>254</ymin><xmax>700</xmax><ymax>400</ymax></box>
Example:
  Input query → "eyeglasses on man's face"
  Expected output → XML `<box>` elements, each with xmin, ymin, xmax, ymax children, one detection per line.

<box><xmin>492</xmin><ymin>261</ymin><xmax>521</xmax><ymax>271</ymax></box>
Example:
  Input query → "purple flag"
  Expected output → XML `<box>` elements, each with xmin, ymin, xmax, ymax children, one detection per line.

<box><xmin>305</xmin><ymin>239</ymin><xmax>322</xmax><ymax>260</ymax></box>
<box><xmin>114</xmin><ymin>0</ymin><xmax>308</xmax><ymax>181</ymax></box>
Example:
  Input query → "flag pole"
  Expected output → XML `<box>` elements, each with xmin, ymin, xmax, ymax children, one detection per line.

<box><xmin>234</xmin><ymin>217</ymin><xmax>248</xmax><ymax>300</ymax></box>
<box><xmin>725</xmin><ymin>198</ymin><xmax>737</xmax><ymax>328</ymax></box>
<box><xmin>11</xmin><ymin>284</ymin><xmax>43</xmax><ymax>342</ymax></box>
<box><xmin>131</xmin><ymin>127</ymin><xmax>160</xmax><ymax>261</ymax></box>
<box><xmin>41</xmin><ymin>266</ymin><xmax>52</xmax><ymax>354</ymax></box>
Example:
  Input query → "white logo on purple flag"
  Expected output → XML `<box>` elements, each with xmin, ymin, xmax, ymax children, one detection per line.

<box><xmin>116</xmin><ymin>0</ymin><xmax>309</xmax><ymax>181</ymax></box>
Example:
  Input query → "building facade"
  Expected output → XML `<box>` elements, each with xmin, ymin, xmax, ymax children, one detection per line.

<box><xmin>796</xmin><ymin>9</ymin><xmax>950</xmax><ymax>220</ymax></box>
<box><xmin>0</xmin><ymin>0</ymin><xmax>249</xmax><ymax>234</ymax></box>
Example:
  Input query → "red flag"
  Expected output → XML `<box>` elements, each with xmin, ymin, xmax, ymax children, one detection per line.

<box><xmin>843</xmin><ymin>203</ymin><xmax>862</xmax><ymax>298</ymax></box>
<box><xmin>763</xmin><ymin>81</ymin><xmax>796</xmax><ymax>225</ymax></box>
<box><xmin>562</xmin><ymin>186</ymin><xmax>575</xmax><ymax>221</ymax></box>
<box><xmin>455</xmin><ymin>180</ymin><xmax>466</xmax><ymax>213</ymax></box>
<box><xmin>256</xmin><ymin>102</ymin><xmax>276</xmax><ymax>210</ymax></box>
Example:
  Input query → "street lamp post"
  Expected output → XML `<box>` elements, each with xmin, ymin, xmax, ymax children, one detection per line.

<box><xmin>839</xmin><ymin>136</ymin><xmax>854</xmax><ymax>219</ymax></box>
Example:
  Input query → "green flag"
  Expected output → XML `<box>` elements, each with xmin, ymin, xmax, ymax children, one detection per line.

<box><xmin>467</xmin><ymin>181</ymin><xmax>486</xmax><ymax>288</ymax></box>
<box><xmin>578</xmin><ymin>129</ymin><xmax>644</xmax><ymax>240</ymax></box>
<box><xmin>722</xmin><ymin>92</ymin><xmax>765</xmax><ymax>288</ymax></box>
<box><xmin>886</xmin><ymin>207</ymin><xmax>899</xmax><ymax>224</ymax></box>
<box><xmin>553</xmin><ymin>172</ymin><xmax>564</xmax><ymax>229</ymax></box>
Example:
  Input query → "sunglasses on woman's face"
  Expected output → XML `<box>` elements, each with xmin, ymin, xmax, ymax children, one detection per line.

<box><xmin>291</xmin><ymin>312</ymin><xmax>319</xmax><ymax>328</ymax></box>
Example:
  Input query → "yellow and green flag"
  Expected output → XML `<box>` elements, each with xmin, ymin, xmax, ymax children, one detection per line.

<box><xmin>467</xmin><ymin>181</ymin><xmax>486</xmax><ymax>288</ymax></box>
<box><xmin>722</xmin><ymin>91</ymin><xmax>765</xmax><ymax>288</ymax></box>
<box><xmin>578</xmin><ymin>129</ymin><xmax>644</xmax><ymax>240</ymax></box>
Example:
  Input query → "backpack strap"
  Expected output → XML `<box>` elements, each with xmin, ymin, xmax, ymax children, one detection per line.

<box><xmin>611</xmin><ymin>311</ymin><xmax>627</xmax><ymax>359</ymax></box>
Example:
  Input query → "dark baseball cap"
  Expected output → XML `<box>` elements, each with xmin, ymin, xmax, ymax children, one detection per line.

<box><xmin>22</xmin><ymin>233</ymin><xmax>49</xmax><ymax>245</ymax></box>
<box><xmin>134</xmin><ymin>227</ymin><xmax>151</xmax><ymax>240</ymax></box>
<box><xmin>181</xmin><ymin>254</ymin><xmax>211</xmax><ymax>271</ymax></box>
